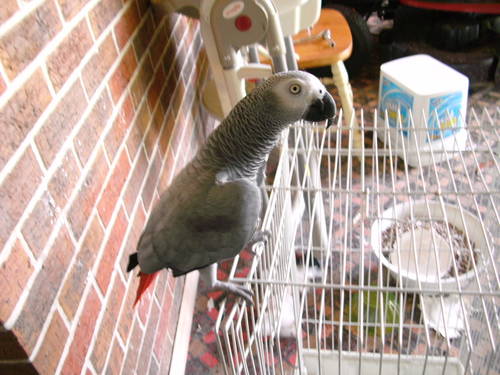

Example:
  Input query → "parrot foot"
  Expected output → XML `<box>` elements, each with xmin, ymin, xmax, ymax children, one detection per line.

<box><xmin>199</xmin><ymin>263</ymin><xmax>254</xmax><ymax>305</ymax></box>
<box><xmin>212</xmin><ymin>280</ymin><xmax>254</xmax><ymax>305</ymax></box>
<box><xmin>248</xmin><ymin>229</ymin><xmax>271</xmax><ymax>254</ymax></box>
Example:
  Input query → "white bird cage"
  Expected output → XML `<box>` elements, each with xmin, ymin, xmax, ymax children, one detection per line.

<box><xmin>215</xmin><ymin>107</ymin><xmax>500</xmax><ymax>375</ymax></box>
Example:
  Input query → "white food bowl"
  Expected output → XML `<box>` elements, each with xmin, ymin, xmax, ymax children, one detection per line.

<box><xmin>370</xmin><ymin>201</ymin><xmax>488</xmax><ymax>292</ymax></box>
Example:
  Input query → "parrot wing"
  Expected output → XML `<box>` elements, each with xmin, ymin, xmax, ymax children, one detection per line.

<box><xmin>139</xmin><ymin>175</ymin><xmax>262</xmax><ymax>276</ymax></box>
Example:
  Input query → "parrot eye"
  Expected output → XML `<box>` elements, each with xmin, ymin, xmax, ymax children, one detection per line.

<box><xmin>289</xmin><ymin>83</ymin><xmax>302</xmax><ymax>95</ymax></box>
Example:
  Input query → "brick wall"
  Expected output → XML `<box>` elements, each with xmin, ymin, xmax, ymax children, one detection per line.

<box><xmin>0</xmin><ymin>0</ymin><xmax>215</xmax><ymax>374</ymax></box>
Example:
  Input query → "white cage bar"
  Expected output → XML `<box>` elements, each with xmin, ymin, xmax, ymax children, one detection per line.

<box><xmin>215</xmin><ymin>106</ymin><xmax>500</xmax><ymax>375</ymax></box>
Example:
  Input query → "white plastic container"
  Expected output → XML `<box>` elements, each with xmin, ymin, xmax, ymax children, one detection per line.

<box><xmin>377</xmin><ymin>54</ymin><xmax>469</xmax><ymax>166</ymax></box>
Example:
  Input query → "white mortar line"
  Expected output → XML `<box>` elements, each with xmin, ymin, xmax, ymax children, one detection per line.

<box><xmin>53</xmin><ymin>274</ymin><xmax>104</xmax><ymax>375</ymax></box>
<box><xmin>0</xmin><ymin>0</ymin><xmax>137</xmax><ymax>182</ymax></box>
<box><xmin>55</xmin><ymin>302</ymin><xmax>71</xmax><ymax>333</ymax></box>
<box><xmin>0</xmin><ymin>0</ymin><xmax>47</xmax><ymax>37</ymax></box>
<box><xmin>115</xmin><ymin>329</ymin><xmax>126</xmax><ymax>351</ymax></box>
<box><xmin>82</xmin><ymin>269</ymin><xmax>124</xmax><ymax>375</ymax></box>
<box><xmin>16</xmin><ymin>232</ymin><xmax>38</xmax><ymax>269</ymax></box>
<box><xmin>0</xmin><ymin>0</ymin><xmax>103</xmax><ymax>107</ymax></box>
<box><xmin>0</xmin><ymin>1</ymin><xmax>156</xmax><ymax>265</ymax></box>
<box><xmin>10</xmin><ymin>9</ymin><xmax>203</xmax><ymax>373</ymax></box>
<box><xmin>52</xmin><ymin>0</ymin><xmax>66</xmax><ymax>26</ymax></box>
<box><xmin>85</xmin><ymin>362</ymin><xmax>98</xmax><ymax>375</ymax></box>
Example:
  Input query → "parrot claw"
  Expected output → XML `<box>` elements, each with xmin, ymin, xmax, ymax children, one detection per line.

<box><xmin>213</xmin><ymin>281</ymin><xmax>254</xmax><ymax>305</ymax></box>
<box><xmin>248</xmin><ymin>229</ymin><xmax>271</xmax><ymax>254</ymax></box>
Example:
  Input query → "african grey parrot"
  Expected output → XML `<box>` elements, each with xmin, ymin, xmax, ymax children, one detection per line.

<box><xmin>127</xmin><ymin>70</ymin><xmax>336</xmax><ymax>305</ymax></box>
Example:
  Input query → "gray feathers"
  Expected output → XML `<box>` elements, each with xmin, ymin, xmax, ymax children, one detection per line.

<box><xmin>133</xmin><ymin>71</ymin><xmax>335</xmax><ymax>277</ymax></box>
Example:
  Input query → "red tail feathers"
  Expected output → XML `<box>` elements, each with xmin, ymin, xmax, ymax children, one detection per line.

<box><xmin>133</xmin><ymin>272</ymin><xmax>159</xmax><ymax>307</ymax></box>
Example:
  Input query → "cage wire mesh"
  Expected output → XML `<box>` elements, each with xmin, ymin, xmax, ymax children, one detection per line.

<box><xmin>215</xmin><ymin>106</ymin><xmax>500</xmax><ymax>375</ymax></box>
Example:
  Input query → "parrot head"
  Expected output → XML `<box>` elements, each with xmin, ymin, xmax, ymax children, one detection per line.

<box><xmin>262</xmin><ymin>71</ymin><xmax>337</xmax><ymax>127</ymax></box>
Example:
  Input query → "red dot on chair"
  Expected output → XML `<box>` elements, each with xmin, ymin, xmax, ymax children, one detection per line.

<box><xmin>235</xmin><ymin>15</ymin><xmax>252</xmax><ymax>31</ymax></box>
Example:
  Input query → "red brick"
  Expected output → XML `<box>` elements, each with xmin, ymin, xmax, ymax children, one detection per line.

<box><xmin>159</xmin><ymin>71</ymin><xmax>177</xmax><ymax>111</ymax></box>
<box><xmin>61</xmin><ymin>287</ymin><xmax>101</xmax><ymax>375</ymax></box>
<box><xmin>122</xmin><ymin>148</ymin><xmax>147</xmax><ymax>215</ymax></box>
<box><xmin>149</xmin><ymin>357</ymin><xmax>160</xmax><ymax>375</ymax></box>
<box><xmin>119</xmin><ymin>202</ymin><xmax>146</xmax><ymax>275</ymax></box>
<box><xmin>167</xmin><ymin>277</ymin><xmax>184</xmax><ymax>340</ymax></box>
<box><xmin>126</xmin><ymin>100</ymin><xmax>151</xmax><ymax>159</ymax></box>
<box><xmin>105</xmin><ymin>338</ymin><xmax>124</xmax><ymax>375</ymax></box>
<box><xmin>0</xmin><ymin>148</ymin><xmax>43</xmax><ymax>250</ymax></box>
<box><xmin>59</xmin><ymin>215</ymin><xmax>104</xmax><ymax>320</ymax></box>
<box><xmin>153</xmin><ymin>282</ymin><xmax>174</xmax><ymax>357</ymax></box>
<box><xmin>0</xmin><ymin>0</ymin><xmax>18</xmax><ymax>24</ymax></box>
<box><xmin>145</xmin><ymin>105</ymin><xmax>165</xmax><ymax>162</ymax></box>
<box><xmin>137</xmin><ymin>302</ymin><xmax>160</xmax><ymax>375</ymax></box>
<box><xmin>35</xmin><ymin>80</ymin><xmax>87</xmax><ymax>168</ymax></box>
<box><xmin>157</xmin><ymin>148</ymin><xmax>176</xmax><ymax>195</ymax></box>
<box><xmin>104</xmin><ymin>95</ymin><xmax>134</xmax><ymax>161</ymax></box>
<box><xmin>121</xmin><ymin>319</ymin><xmax>143</xmax><ymax>375</ymax></box>
<box><xmin>13</xmin><ymin>226</ymin><xmax>73</xmax><ymax>354</ymax></box>
<box><xmin>114</xmin><ymin>2</ymin><xmax>141</xmax><ymax>50</ymax></box>
<box><xmin>0</xmin><ymin>241</ymin><xmax>34</xmax><ymax>324</ymax></box>
<box><xmin>57</xmin><ymin>0</ymin><xmax>88</xmax><ymax>21</ymax></box>
<box><xmin>149</xmin><ymin>24</ymin><xmax>168</xmax><ymax>67</ymax></box>
<box><xmin>151</xmin><ymin>88</ymin><xmax>166</xmax><ymax>132</ymax></box>
<box><xmin>147</xmin><ymin>66</ymin><xmax>165</xmax><ymax>112</ymax></box>
<box><xmin>48</xmin><ymin>150</ymin><xmax>80</xmax><ymax>209</ymax></box>
<box><xmin>96</xmin><ymin>208</ymin><xmax>128</xmax><ymax>294</ymax></box>
<box><xmin>141</xmin><ymin>150</ymin><xmax>162</xmax><ymax>211</ymax></box>
<box><xmin>186</xmin><ymin>18</ymin><xmax>199</xmax><ymax>45</ymax></box>
<box><xmin>161</xmin><ymin>40</ymin><xmax>178</xmax><ymax>77</ymax></box>
<box><xmin>0</xmin><ymin>69</ymin><xmax>51</xmax><ymax>170</ymax></box>
<box><xmin>21</xmin><ymin>191</ymin><xmax>59</xmax><ymax>258</ymax></box>
<box><xmin>74</xmin><ymin>90</ymin><xmax>113</xmax><ymax>166</ymax></box>
<box><xmin>117</xmin><ymin>278</ymin><xmax>138</xmax><ymax>344</ymax></box>
<box><xmin>47</xmin><ymin>19</ymin><xmax>93</xmax><ymax>91</ymax></box>
<box><xmin>130</xmin><ymin>57</ymin><xmax>153</xmax><ymax>108</ymax></box>
<box><xmin>67</xmin><ymin>149</ymin><xmax>109</xmax><ymax>240</ymax></box>
<box><xmin>32</xmin><ymin>311</ymin><xmax>68</xmax><ymax>374</ymax></box>
<box><xmin>153</xmin><ymin>268</ymin><xmax>169</xmax><ymax>304</ymax></box>
<box><xmin>137</xmin><ymin>279</ymin><xmax>154</xmax><ymax>324</ymax></box>
<box><xmin>158</xmin><ymin>334</ymin><xmax>173</xmax><ymax>374</ymax></box>
<box><xmin>173</xmin><ymin>15</ymin><xmax>189</xmax><ymax>43</ymax></box>
<box><xmin>180</xmin><ymin>112</ymin><xmax>195</xmax><ymax>151</ymax></box>
<box><xmin>172</xmin><ymin>80</ymin><xmax>186</xmax><ymax>115</ymax></box>
<box><xmin>0</xmin><ymin>75</ymin><xmax>6</xmax><ymax>96</ymax></box>
<box><xmin>109</xmin><ymin>47</ymin><xmax>137</xmax><ymax>103</ymax></box>
<box><xmin>169</xmin><ymin>112</ymin><xmax>185</xmax><ymax>156</ymax></box>
<box><xmin>97</xmin><ymin>149</ymin><xmax>131</xmax><ymax>227</ymax></box>
<box><xmin>90</xmin><ymin>277</ymin><xmax>125</xmax><ymax>372</ymax></box>
<box><xmin>0</xmin><ymin>1</ymin><xmax>62</xmax><ymax>79</ymax></box>
<box><xmin>82</xmin><ymin>34</ymin><xmax>118</xmax><ymax>98</ymax></box>
<box><xmin>158</xmin><ymin>111</ymin><xmax>175</xmax><ymax>158</ymax></box>
<box><xmin>136</xmin><ymin>0</ymin><xmax>149</xmax><ymax>17</ymax></box>
<box><xmin>89</xmin><ymin>0</ymin><xmax>123</xmax><ymax>38</ymax></box>
<box><xmin>132</xmin><ymin>13</ymin><xmax>155</xmax><ymax>61</ymax></box>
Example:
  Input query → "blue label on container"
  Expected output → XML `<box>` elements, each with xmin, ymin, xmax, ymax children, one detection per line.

<box><xmin>379</xmin><ymin>77</ymin><xmax>414</xmax><ymax>136</ymax></box>
<box><xmin>427</xmin><ymin>92</ymin><xmax>463</xmax><ymax>143</ymax></box>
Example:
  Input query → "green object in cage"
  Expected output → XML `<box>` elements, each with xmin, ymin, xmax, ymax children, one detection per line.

<box><xmin>346</xmin><ymin>290</ymin><xmax>402</xmax><ymax>337</ymax></box>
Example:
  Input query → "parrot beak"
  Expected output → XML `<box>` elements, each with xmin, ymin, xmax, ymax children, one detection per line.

<box><xmin>304</xmin><ymin>92</ymin><xmax>337</xmax><ymax>126</ymax></box>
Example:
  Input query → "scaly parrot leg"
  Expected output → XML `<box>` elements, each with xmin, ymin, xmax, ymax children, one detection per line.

<box><xmin>199</xmin><ymin>263</ymin><xmax>254</xmax><ymax>305</ymax></box>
